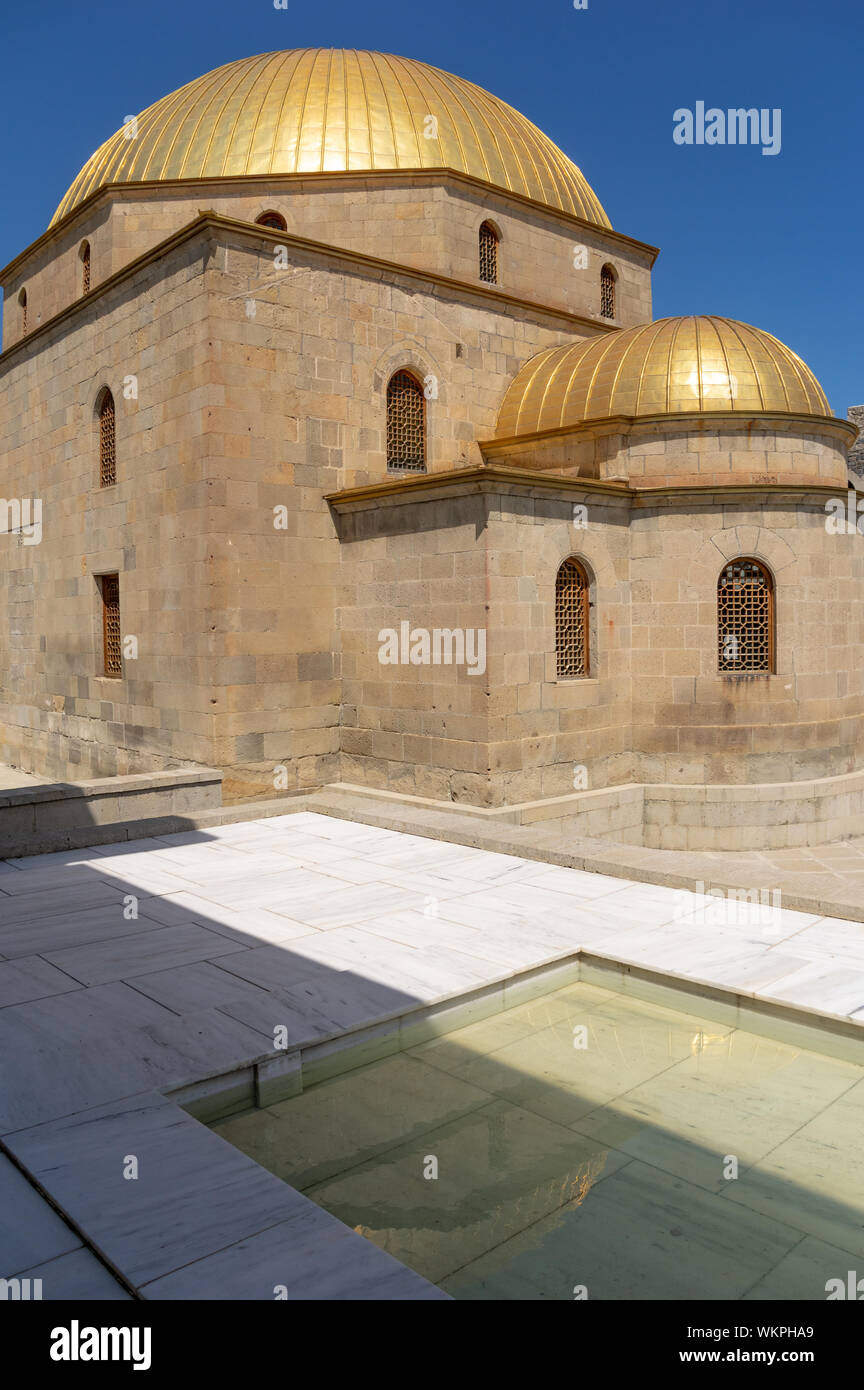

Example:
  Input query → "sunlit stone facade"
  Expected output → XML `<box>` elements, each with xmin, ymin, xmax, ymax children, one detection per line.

<box><xmin>0</xmin><ymin>48</ymin><xmax>860</xmax><ymax>846</ymax></box>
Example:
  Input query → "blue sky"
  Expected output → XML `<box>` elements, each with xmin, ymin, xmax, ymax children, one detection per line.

<box><xmin>2</xmin><ymin>0</ymin><xmax>861</xmax><ymax>411</ymax></box>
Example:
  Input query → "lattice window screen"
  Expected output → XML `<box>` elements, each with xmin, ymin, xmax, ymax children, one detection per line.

<box><xmin>556</xmin><ymin>559</ymin><xmax>590</xmax><ymax>677</ymax></box>
<box><xmin>717</xmin><ymin>559</ymin><xmax>774</xmax><ymax>673</ymax></box>
<box><xmin>99</xmin><ymin>392</ymin><xmax>116</xmax><ymax>487</ymax></box>
<box><xmin>479</xmin><ymin>223</ymin><xmax>499</xmax><ymax>284</ymax></box>
<box><xmin>600</xmin><ymin>266</ymin><xmax>615</xmax><ymax>319</ymax></box>
<box><xmin>101</xmin><ymin>574</ymin><xmax>121</xmax><ymax>677</ymax></box>
<box><xmin>82</xmin><ymin>245</ymin><xmax>91</xmax><ymax>295</ymax></box>
<box><xmin>256</xmin><ymin>212</ymin><xmax>286</xmax><ymax>231</ymax></box>
<box><xmin>386</xmin><ymin>372</ymin><xmax>426</xmax><ymax>473</ymax></box>
<box><xmin>20</xmin><ymin>293</ymin><xmax>27</xmax><ymax>334</ymax></box>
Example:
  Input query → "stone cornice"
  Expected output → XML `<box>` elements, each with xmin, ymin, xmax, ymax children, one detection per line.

<box><xmin>324</xmin><ymin>463</ymin><xmax>842</xmax><ymax>511</ymax></box>
<box><xmin>1</xmin><ymin>167</ymin><xmax>659</xmax><ymax>284</ymax></box>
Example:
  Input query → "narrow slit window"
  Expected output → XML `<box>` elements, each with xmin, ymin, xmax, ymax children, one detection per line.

<box><xmin>386</xmin><ymin>371</ymin><xmax>426</xmax><ymax>473</ymax></box>
<box><xmin>718</xmin><ymin>559</ymin><xmax>774</xmax><ymax>673</ymax></box>
<box><xmin>98</xmin><ymin>389</ymin><xmax>116</xmax><ymax>487</ymax></box>
<box><xmin>19</xmin><ymin>289</ymin><xmax>27</xmax><ymax>334</ymax></box>
<box><xmin>556</xmin><ymin>558</ymin><xmax>590</xmax><ymax>678</ymax></box>
<box><xmin>479</xmin><ymin>222</ymin><xmax>499</xmax><ymax>284</ymax></box>
<box><xmin>100</xmin><ymin>574</ymin><xmax>122</xmax><ymax>678</ymax></box>
<box><xmin>81</xmin><ymin>242</ymin><xmax>91</xmax><ymax>295</ymax></box>
<box><xmin>600</xmin><ymin>264</ymin><xmax>616</xmax><ymax>319</ymax></box>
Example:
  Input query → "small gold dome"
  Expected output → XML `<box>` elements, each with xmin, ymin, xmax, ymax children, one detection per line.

<box><xmin>52</xmin><ymin>49</ymin><xmax>610</xmax><ymax>227</ymax></box>
<box><xmin>497</xmin><ymin>316</ymin><xmax>833</xmax><ymax>437</ymax></box>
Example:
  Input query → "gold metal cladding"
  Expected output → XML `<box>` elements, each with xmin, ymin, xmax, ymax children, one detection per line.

<box><xmin>52</xmin><ymin>48</ymin><xmax>611</xmax><ymax>227</ymax></box>
<box><xmin>496</xmin><ymin>316</ymin><xmax>836</xmax><ymax>436</ymax></box>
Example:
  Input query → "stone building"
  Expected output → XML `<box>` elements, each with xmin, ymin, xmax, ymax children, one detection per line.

<box><xmin>0</xmin><ymin>47</ymin><xmax>861</xmax><ymax>849</ymax></box>
<box><xmin>847</xmin><ymin>406</ymin><xmax>864</xmax><ymax>477</ymax></box>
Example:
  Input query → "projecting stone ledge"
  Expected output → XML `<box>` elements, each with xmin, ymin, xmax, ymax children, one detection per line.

<box><xmin>0</xmin><ymin>766</ymin><xmax>223</xmax><ymax>858</ymax></box>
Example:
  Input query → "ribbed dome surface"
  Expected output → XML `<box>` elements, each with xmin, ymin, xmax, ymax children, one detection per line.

<box><xmin>52</xmin><ymin>49</ymin><xmax>610</xmax><ymax>227</ymax></box>
<box><xmin>497</xmin><ymin>317</ymin><xmax>833</xmax><ymax>436</ymax></box>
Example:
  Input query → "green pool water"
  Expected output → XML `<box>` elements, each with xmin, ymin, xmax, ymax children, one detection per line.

<box><xmin>212</xmin><ymin>980</ymin><xmax>864</xmax><ymax>1300</ymax></box>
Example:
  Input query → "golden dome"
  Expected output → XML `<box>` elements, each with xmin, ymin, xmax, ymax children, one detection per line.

<box><xmin>497</xmin><ymin>316</ymin><xmax>833</xmax><ymax>437</ymax></box>
<box><xmin>52</xmin><ymin>48</ymin><xmax>610</xmax><ymax>227</ymax></box>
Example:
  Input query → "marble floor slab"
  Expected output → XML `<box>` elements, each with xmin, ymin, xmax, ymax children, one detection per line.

<box><xmin>11</xmin><ymin>1247</ymin><xmax>133</xmax><ymax>1299</ymax></box>
<box><xmin>0</xmin><ymin>955</ymin><xmax>80</xmax><ymax>1007</ymax></box>
<box><xmin>0</xmin><ymin>1152</ymin><xmax>83</xmax><ymax>1275</ymax></box>
<box><xmin>42</xmin><ymin>922</ymin><xmax>246</xmax><ymax>986</ymax></box>
<box><xmin>141</xmin><ymin>1208</ymin><xmax>449</xmax><ymax>1300</ymax></box>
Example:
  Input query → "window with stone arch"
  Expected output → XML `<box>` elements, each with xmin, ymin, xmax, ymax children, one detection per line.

<box><xmin>18</xmin><ymin>288</ymin><xmax>27</xmax><ymax>334</ymax></box>
<box><xmin>555</xmin><ymin>557</ymin><xmax>591</xmax><ymax>678</ymax></box>
<box><xmin>386</xmin><ymin>370</ymin><xmax>426</xmax><ymax>473</ymax></box>
<box><xmin>80</xmin><ymin>241</ymin><xmax>91</xmax><ymax>295</ymax></box>
<box><xmin>600</xmin><ymin>263</ymin><xmax>616</xmax><ymax>319</ymax></box>
<box><xmin>97</xmin><ymin>387</ymin><xmax>116</xmax><ymax>488</ymax></box>
<box><xmin>717</xmin><ymin>558</ymin><xmax>775</xmax><ymax>674</ymax></box>
<box><xmin>255</xmin><ymin>210</ymin><xmax>287</xmax><ymax>231</ymax></box>
<box><xmin>479</xmin><ymin>221</ymin><xmax>499</xmax><ymax>285</ymax></box>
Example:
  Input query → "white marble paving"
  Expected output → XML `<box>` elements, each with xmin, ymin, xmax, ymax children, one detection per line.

<box><xmin>138</xmin><ymin>890</ymin><xmax>315</xmax><ymax>944</ymax></box>
<box><xmin>0</xmin><ymin>902</ymin><xmax>175</xmax><ymax>960</ymax></box>
<box><xmin>42</xmin><ymin>923</ymin><xmax>246</xmax><ymax>986</ymax></box>
<box><xmin>14</xmin><ymin>1247</ymin><xmax>132</xmax><ymax>1300</ymax></box>
<box><xmin>142</xmin><ymin>1208</ymin><xmax>448</xmax><ymax>1300</ymax></box>
<box><xmin>4</xmin><ymin>809</ymin><xmax>864</xmax><ymax>1301</ymax></box>
<box><xmin>0</xmin><ymin>955</ymin><xmax>81</xmax><ymax>1007</ymax></box>
<box><xmin>0</xmin><ymin>1152</ymin><xmax>82</xmax><ymax>1275</ymax></box>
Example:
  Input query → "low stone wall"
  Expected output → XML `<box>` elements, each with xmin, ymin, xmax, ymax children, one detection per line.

<box><xmin>641</xmin><ymin>774</ymin><xmax>864</xmax><ymax>851</ymax></box>
<box><xmin>327</xmin><ymin>770</ymin><xmax>864</xmax><ymax>851</ymax></box>
<box><xmin>0</xmin><ymin>767</ymin><xmax>223</xmax><ymax>857</ymax></box>
<box><xmin>515</xmin><ymin>770</ymin><xmax>864</xmax><ymax>850</ymax></box>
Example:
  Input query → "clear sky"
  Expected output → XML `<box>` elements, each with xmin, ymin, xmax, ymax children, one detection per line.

<box><xmin>2</xmin><ymin>0</ymin><xmax>861</xmax><ymax>411</ymax></box>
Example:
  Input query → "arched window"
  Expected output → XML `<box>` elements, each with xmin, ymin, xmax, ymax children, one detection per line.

<box><xmin>479</xmin><ymin>222</ymin><xmax>499</xmax><ymax>284</ymax></box>
<box><xmin>97</xmin><ymin>388</ymin><xmax>116</xmax><ymax>487</ymax></box>
<box><xmin>80</xmin><ymin>241</ymin><xmax>91</xmax><ymax>295</ymax></box>
<box><xmin>600</xmin><ymin>264</ymin><xmax>616</xmax><ymax>319</ymax></box>
<box><xmin>555</xmin><ymin>558</ymin><xmax>590</xmax><ymax>678</ymax></box>
<box><xmin>18</xmin><ymin>289</ymin><xmax>27</xmax><ymax>335</ymax></box>
<box><xmin>386</xmin><ymin>370</ymin><xmax>426</xmax><ymax>473</ymax></box>
<box><xmin>717</xmin><ymin>558</ymin><xmax>774</xmax><ymax>673</ymax></box>
<box><xmin>255</xmin><ymin>211</ymin><xmax>287</xmax><ymax>231</ymax></box>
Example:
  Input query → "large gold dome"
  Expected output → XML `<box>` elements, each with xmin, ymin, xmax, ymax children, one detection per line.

<box><xmin>51</xmin><ymin>48</ymin><xmax>610</xmax><ymax>227</ymax></box>
<box><xmin>496</xmin><ymin>316</ymin><xmax>833</xmax><ymax>437</ymax></box>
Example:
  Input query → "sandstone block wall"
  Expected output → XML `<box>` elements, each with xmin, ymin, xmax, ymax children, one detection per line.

<box><xmin>2</xmin><ymin>213</ymin><xmax>861</xmax><ymax>819</ymax></box>
<box><xmin>630</xmin><ymin>495</ymin><xmax>864</xmax><ymax>784</ymax></box>
<box><xmin>332</xmin><ymin>481</ymin><xmax>864</xmax><ymax>806</ymax></box>
<box><xmin>0</xmin><ymin>234</ymin><xmax>220</xmax><ymax>781</ymax></box>
<box><xmin>2</xmin><ymin>174</ymin><xmax>654</xmax><ymax>350</ymax></box>
<box><xmin>0</xmin><ymin>218</ymin><xmax>593</xmax><ymax>799</ymax></box>
<box><xmin>206</xmin><ymin>226</ymin><xmax>586</xmax><ymax>798</ymax></box>
<box><xmin>336</xmin><ymin>492</ymin><xmax>491</xmax><ymax>803</ymax></box>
